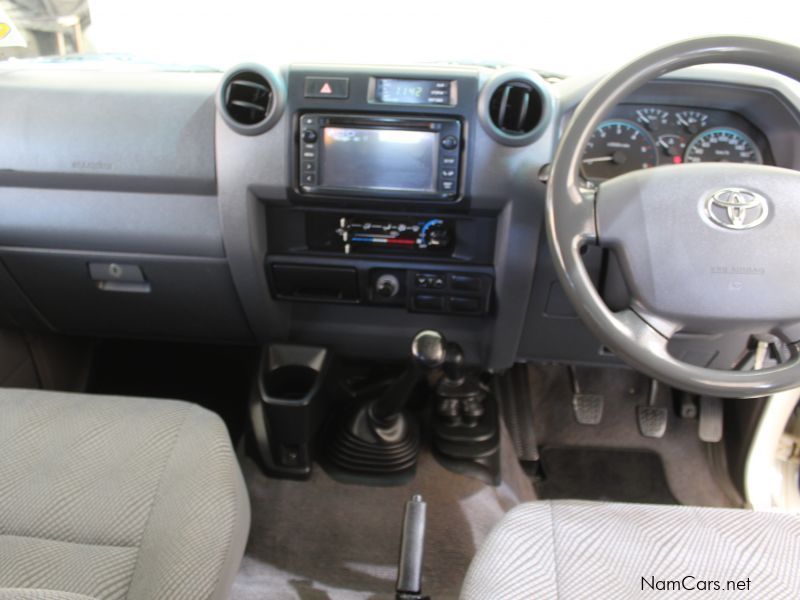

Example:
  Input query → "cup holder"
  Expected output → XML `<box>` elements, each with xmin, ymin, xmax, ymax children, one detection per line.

<box><xmin>249</xmin><ymin>344</ymin><xmax>330</xmax><ymax>479</ymax></box>
<box><xmin>264</xmin><ymin>365</ymin><xmax>319</xmax><ymax>401</ymax></box>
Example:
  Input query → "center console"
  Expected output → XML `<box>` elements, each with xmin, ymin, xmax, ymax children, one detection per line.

<box><xmin>263</xmin><ymin>65</ymin><xmax>496</xmax><ymax>329</ymax></box>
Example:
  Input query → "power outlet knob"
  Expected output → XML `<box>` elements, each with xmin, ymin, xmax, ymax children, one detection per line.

<box><xmin>375</xmin><ymin>274</ymin><xmax>400</xmax><ymax>298</ymax></box>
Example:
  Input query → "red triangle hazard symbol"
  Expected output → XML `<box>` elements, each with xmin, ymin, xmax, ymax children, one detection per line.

<box><xmin>319</xmin><ymin>82</ymin><xmax>333</xmax><ymax>94</ymax></box>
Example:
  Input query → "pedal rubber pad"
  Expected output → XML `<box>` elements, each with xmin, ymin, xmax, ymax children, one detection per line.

<box><xmin>637</xmin><ymin>405</ymin><xmax>668</xmax><ymax>438</ymax></box>
<box><xmin>698</xmin><ymin>396</ymin><xmax>723</xmax><ymax>443</ymax></box>
<box><xmin>572</xmin><ymin>393</ymin><xmax>604</xmax><ymax>425</ymax></box>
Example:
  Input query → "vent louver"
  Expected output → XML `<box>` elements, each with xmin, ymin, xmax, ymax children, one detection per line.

<box><xmin>223</xmin><ymin>72</ymin><xmax>272</xmax><ymax>126</ymax></box>
<box><xmin>488</xmin><ymin>80</ymin><xmax>543</xmax><ymax>135</ymax></box>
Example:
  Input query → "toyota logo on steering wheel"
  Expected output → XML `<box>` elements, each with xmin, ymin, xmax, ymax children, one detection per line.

<box><xmin>704</xmin><ymin>187</ymin><xmax>769</xmax><ymax>230</ymax></box>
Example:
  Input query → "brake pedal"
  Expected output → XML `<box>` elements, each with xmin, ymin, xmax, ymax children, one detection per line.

<box><xmin>569</xmin><ymin>366</ymin><xmax>604</xmax><ymax>425</ymax></box>
<box><xmin>637</xmin><ymin>380</ymin><xmax>667</xmax><ymax>438</ymax></box>
<box><xmin>572</xmin><ymin>394</ymin><xmax>604</xmax><ymax>425</ymax></box>
<box><xmin>698</xmin><ymin>396</ymin><xmax>723</xmax><ymax>443</ymax></box>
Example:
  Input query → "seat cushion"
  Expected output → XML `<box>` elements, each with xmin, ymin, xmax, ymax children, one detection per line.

<box><xmin>461</xmin><ymin>500</ymin><xmax>800</xmax><ymax>599</ymax></box>
<box><xmin>0</xmin><ymin>388</ymin><xmax>250</xmax><ymax>600</ymax></box>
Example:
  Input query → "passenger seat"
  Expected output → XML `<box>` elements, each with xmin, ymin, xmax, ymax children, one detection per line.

<box><xmin>0</xmin><ymin>389</ymin><xmax>249</xmax><ymax>600</ymax></box>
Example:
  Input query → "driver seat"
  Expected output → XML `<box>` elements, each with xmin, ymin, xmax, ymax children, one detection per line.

<box><xmin>461</xmin><ymin>500</ymin><xmax>800</xmax><ymax>599</ymax></box>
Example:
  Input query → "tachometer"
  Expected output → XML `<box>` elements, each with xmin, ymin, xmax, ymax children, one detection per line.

<box><xmin>684</xmin><ymin>128</ymin><xmax>763</xmax><ymax>164</ymax></box>
<box><xmin>582</xmin><ymin>120</ymin><xmax>658</xmax><ymax>180</ymax></box>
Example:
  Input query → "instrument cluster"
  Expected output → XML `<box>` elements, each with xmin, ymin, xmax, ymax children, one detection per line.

<box><xmin>581</xmin><ymin>104</ymin><xmax>772</xmax><ymax>181</ymax></box>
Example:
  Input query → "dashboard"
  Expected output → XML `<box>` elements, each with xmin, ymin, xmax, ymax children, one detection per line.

<box><xmin>0</xmin><ymin>59</ymin><xmax>799</xmax><ymax>370</ymax></box>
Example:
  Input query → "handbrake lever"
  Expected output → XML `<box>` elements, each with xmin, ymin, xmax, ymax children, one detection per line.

<box><xmin>395</xmin><ymin>494</ymin><xmax>430</xmax><ymax>600</ymax></box>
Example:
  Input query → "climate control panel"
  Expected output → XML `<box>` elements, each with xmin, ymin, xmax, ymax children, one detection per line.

<box><xmin>337</xmin><ymin>216</ymin><xmax>452</xmax><ymax>253</ymax></box>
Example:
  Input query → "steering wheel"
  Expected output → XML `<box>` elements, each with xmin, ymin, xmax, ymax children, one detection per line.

<box><xmin>547</xmin><ymin>36</ymin><xmax>800</xmax><ymax>398</ymax></box>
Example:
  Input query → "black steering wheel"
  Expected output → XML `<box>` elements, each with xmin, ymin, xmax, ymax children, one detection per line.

<box><xmin>547</xmin><ymin>36</ymin><xmax>800</xmax><ymax>398</ymax></box>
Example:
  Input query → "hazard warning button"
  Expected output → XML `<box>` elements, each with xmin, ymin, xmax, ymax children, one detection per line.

<box><xmin>304</xmin><ymin>76</ymin><xmax>349</xmax><ymax>99</ymax></box>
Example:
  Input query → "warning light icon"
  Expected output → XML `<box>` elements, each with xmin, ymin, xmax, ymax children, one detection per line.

<box><xmin>319</xmin><ymin>82</ymin><xmax>333</xmax><ymax>94</ymax></box>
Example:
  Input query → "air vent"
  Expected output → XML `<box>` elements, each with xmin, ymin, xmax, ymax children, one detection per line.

<box><xmin>479</xmin><ymin>70</ymin><xmax>552</xmax><ymax>146</ymax></box>
<box><xmin>218</xmin><ymin>64</ymin><xmax>285</xmax><ymax>135</ymax></box>
<box><xmin>224</xmin><ymin>72</ymin><xmax>272</xmax><ymax>125</ymax></box>
<box><xmin>490</xmin><ymin>81</ymin><xmax>543</xmax><ymax>135</ymax></box>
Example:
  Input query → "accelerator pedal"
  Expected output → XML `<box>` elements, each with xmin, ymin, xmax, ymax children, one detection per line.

<box><xmin>698</xmin><ymin>396</ymin><xmax>724</xmax><ymax>443</ymax></box>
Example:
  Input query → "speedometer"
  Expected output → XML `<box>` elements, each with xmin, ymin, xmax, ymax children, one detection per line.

<box><xmin>582</xmin><ymin>120</ymin><xmax>658</xmax><ymax>180</ymax></box>
<box><xmin>684</xmin><ymin>128</ymin><xmax>762</xmax><ymax>164</ymax></box>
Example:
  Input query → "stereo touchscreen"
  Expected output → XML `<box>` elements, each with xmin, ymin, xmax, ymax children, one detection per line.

<box><xmin>298</xmin><ymin>114</ymin><xmax>462</xmax><ymax>201</ymax></box>
<box><xmin>321</xmin><ymin>128</ymin><xmax>437</xmax><ymax>193</ymax></box>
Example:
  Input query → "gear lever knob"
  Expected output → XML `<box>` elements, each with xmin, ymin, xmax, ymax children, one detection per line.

<box><xmin>411</xmin><ymin>330</ymin><xmax>446</xmax><ymax>369</ymax></box>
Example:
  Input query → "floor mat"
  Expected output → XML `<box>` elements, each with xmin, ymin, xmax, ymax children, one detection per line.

<box><xmin>537</xmin><ymin>446</ymin><xmax>678</xmax><ymax>504</ymax></box>
<box><xmin>88</xmin><ymin>340</ymin><xmax>257</xmax><ymax>442</ymax></box>
<box><xmin>233</xmin><ymin>429</ymin><xmax>535</xmax><ymax>600</ymax></box>
<box><xmin>525</xmin><ymin>363</ymin><xmax>737</xmax><ymax>507</ymax></box>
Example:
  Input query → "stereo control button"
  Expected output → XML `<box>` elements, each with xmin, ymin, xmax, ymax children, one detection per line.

<box><xmin>442</xmin><ymin>156</ymin><xmax>457</xmax><ymax>165</ymax></box>
<box><xmin>302</xmin><ymin>129</ymin><xmax>318</xmax><ymax>143</ymax></box>
<box><xmin>302</xmin><ymin>173</ymin><xmax>316</xmax><ymax>185</ymax></box>
<box><xmin>442</xmin><ymin>169</ymin><xmax>455</xmax><ymax>178</ymax></box>
<box><xmin>302</xmin><ymin>161</ymin><xmax>315</xmax><ymax>172</ymax></box>
<box><xmin>441</xmin><ymin>135</ymin><xmax>458</xmax><ymax>150</ymax></box>
<box><xmin>441</xmin><ymin>181</ymin><xmax>455</xmax><ymax>192</ymax></box>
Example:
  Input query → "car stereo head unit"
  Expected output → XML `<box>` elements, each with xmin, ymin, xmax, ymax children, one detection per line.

<box><xmin>298</xmin><ymin>113</ymin><xmax>462</xmax><ymax>201</ymax></box>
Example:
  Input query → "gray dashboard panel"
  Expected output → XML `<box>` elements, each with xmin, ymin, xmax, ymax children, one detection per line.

<box><xmin>0</xmin><ymin>187</ymin><xmax>225</xmax><ymax>257</ymax></box>
<box><xmin>0</xmin><ymin>70</ymin><xmax>218</xmax><ymax>194</ymax></box>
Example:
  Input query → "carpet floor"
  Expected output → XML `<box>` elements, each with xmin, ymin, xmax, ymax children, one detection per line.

<box><xmin>232</xmin><ymin>429</ymin><xmax>534</xmax><ymax>600</ymax></box>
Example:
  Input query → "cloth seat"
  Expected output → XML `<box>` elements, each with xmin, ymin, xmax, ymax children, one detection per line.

<box><xmin>461</xmin><ymin>499</ymin><xmax>800</xmax><ymax>599</ymax></box>
<box><xmin>0</xmin><ymin>388</ymin><xmax>250</xmax><ymax>600</ymax></box>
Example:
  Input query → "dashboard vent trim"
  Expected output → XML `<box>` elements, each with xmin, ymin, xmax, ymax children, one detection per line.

<box><xmin>478</xmin><ymin>69</ymin><xmax>553</xmax><ymax>146</ymax></box>
<box><xmin>218</xmin><ymin>64</ymin><xmax>285</xmax><ymax>135</ymax></box>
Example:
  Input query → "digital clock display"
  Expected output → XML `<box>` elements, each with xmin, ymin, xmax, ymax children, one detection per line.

<box><xmin>375</xmin><ymin>78</ymin><xmax>452</xmax><ymax>105</ymax></box>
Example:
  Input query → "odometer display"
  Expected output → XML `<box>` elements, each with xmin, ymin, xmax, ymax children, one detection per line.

<box><xmin>684</xmin><ymin>128</ymin><xmax>763</xmax><ymax>164</ymax></box>
<box><xmin>582</xmin><ymin>120</ymin><xmax>658</xmax><ymax>180</ymax></box>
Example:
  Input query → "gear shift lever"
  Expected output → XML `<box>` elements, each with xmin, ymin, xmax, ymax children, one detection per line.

<box><xmin>328</xmin><ymin>330</ymin><xmax>445</xmax><ymax>479</ymax></box>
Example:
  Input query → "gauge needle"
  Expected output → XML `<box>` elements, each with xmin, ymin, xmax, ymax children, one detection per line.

<box><xmin>582</xmin><ymin>155</ymin><xmax>615</xmax><ymax>164</ymax></box>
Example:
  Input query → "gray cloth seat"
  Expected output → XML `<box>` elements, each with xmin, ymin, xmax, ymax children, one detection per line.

<box><xmin>0</xmin><ymin>388</ymin><xmax>250</xmax><ymax>600</ymax></box>
<box><xmin>461</xmin><ymin>500</ymin><xmax>800</xmax><ymax>599</ymax></box>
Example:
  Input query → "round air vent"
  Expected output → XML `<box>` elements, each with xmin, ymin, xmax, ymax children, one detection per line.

<box><xmin>217</xmin><ymin>64</ymin><xmax>285</xmax><ymax>135</ymax></box>
<box><xmin>478</xmin><ymin>69</ymin><xmax>553</xmax><ymax>146</ymax></box>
